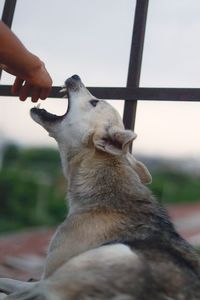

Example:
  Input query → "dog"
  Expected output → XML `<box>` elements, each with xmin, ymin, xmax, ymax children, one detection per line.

<box><xmin>0</xmin><ymin>74</ymin><xmax>200</xmax><ymax>299</ymax></box>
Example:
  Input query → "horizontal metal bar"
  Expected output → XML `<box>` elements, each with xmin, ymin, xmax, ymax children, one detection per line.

<box><xmin>133</xmin><ymin>88</ymin><xmax>200</xmax><ymax>101</ymax></box>
<box><xmin>1</xmin><ymin>85</ymin><xmax>200</xmax><ymax>101</ymax></box>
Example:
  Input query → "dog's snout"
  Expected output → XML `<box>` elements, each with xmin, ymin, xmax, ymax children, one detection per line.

<box><xmin>64</xmin><ymin>74</ymin><xmax>88</xmax><ymax>95</ymax></box>
<box><xmin>71</xmin><ymin>74</ymin><xmax>80</xmax><ymax>81</ymax></box>
<box><xmin>65</xmin><ymin>75</ymin><xmax>81</xmax><ymax>87</ymax></box>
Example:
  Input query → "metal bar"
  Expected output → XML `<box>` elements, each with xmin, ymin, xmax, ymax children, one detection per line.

<box><xmin>0</xmin><ymin>0</ymin><xmax>17</xmax><ymax>79</ymax></box>
<box><xmin>123</xmin><ymin>0</ymin><xmax>149</xmax><ymax>130</ymax></box>
<box><xmin>1</xmin><ymin>85</ymin><xmax>200</xmax><ymax>102</ymax></box>
<box><xmin>1</xmin><ymin>0</ymin><xmax>17</xmax><ymax>27</ymax></box>
<box><xmin>50</xmin><ymin>87</ymin><xmax>200</xmax><ymax>101</ymax></box>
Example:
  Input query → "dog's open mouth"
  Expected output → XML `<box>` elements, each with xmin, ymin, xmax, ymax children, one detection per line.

<box><xmin>30</xmin><ymin>87</ymin><xmax>70</xmax><ymax>123</ymax></box>
<box><xmin>30</xmin><ymin>75</ymin><xmax>84</xmax><ymax>123</ymax></box>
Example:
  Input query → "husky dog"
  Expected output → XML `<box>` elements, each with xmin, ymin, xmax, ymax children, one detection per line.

<box><xmin>1</xmin><ymin>75</ymin><xmax>200</xmax><ymax>300</ymax></box>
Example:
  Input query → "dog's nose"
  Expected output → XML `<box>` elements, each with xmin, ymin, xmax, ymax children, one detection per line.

<box><xmin>71</xmin><ymin>74</ymin><xmax>80</xmax><ymax>80</ymax></box>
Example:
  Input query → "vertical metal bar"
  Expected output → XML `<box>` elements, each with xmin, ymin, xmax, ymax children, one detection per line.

<box><xmin>0</xmin><ymin>0</ymin><xmax>17</xmax><ymax>79</ymax></box>
<box><xmin>123</xmin><ymin>0</ymin><xmax>149</xmax><ymax>130</ymax></box>
<box><xmin>1</xmin><ymin>0</ymin><xmax>17</xmax><ymax>27</ymax></box>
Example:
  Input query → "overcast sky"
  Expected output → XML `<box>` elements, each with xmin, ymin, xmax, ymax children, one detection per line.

<box><xmin>1</xmin><ymin>0</ymin><xmax>200</xmax><ymax>159</ymax></box>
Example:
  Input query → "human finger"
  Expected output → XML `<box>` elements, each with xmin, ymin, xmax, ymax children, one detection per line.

<box><xmin>40</xmin><ymin>87</ymin><xmax>51</xmax><ymax>100</ymax></box>
<box><xmin>12</xmin><ymin>77</ymin><xmax>24</xmax><ymax>95</ymax></box>
<box><xmin>31</xmin><ymin>87</ymin><xmax>41</xmax><ymax>102</ymax></box>
<box><xmin>19</xmin><ymin>82</ymin><xmax>32</xmax><ymax>101</ymax></box>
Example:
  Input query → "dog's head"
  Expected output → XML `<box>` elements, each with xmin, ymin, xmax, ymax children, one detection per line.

<box><xmin>30</xmin><ymin>75</ymin><xmax>151</xmax><ymax>184</ymax></box>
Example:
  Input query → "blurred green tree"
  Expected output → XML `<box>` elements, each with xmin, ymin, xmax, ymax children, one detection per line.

<box><xmin>0</xmin><ymin>145</ymin><xmax>66</xmax><ymax>233</ymax></box>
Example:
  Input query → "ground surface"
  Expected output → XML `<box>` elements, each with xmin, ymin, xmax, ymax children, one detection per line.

<box><xmin>0</xmin><ymin>202</ymin><xmax>200</xmax><ymax>280</ymax></box>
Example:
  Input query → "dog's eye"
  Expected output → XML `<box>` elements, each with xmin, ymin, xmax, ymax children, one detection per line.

<box><xmin>90</xmin><ymin>99</ymin><xmax>99</xmax><ymax>107</ymax></box>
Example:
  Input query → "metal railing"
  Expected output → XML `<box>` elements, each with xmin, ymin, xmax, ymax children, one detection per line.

<box><xmin>1</xmin><ymin>0</ymin><xmax>200</xmax><ymax>132</ymax></box>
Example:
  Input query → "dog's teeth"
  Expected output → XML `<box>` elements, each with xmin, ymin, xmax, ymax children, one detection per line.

<box><xmin>36</xmin><ymin>103</ymin><xmax>41</xmax><ymax>108</ymax></box>
<box><xmin>59</xmin><ymin>88</ymin><xmax>67</xmax><ymax>93</ymax></box>
<box><xmin>59</xmin><ymin>86</ymin><xmax>68</xmax><ymax>98</ymax></box>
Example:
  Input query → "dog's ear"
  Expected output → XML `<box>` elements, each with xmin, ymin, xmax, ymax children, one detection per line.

<box><xmin>134</xmin><ymin>160</ymin><xmax>152</xmax><ymax>184</ymax></box>
<box><xmin>127</xmin><ymin>154</ymin><xmax>152</xmax><ymax>184</ymax></box>
<box><xmin>93</xmin><ymin>127</ymin><xmax>137</xmax><ymax>155</ymax></box>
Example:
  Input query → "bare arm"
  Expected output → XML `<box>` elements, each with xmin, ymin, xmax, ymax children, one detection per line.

<box><xmin>0</xmin><ymin>21</ymin><xmax>52</xmax><ymax>102</ymax></box>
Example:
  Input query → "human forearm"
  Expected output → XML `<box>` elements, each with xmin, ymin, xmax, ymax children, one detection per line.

<box><xmin>0</xmin><ymin>21</ymin><xmax>52</xmax><ymax>102</ymax></box>
<box><xmin>0</xmin><ymin>21</ymin><xmax>42</xmax><ymax>79</ymax></box>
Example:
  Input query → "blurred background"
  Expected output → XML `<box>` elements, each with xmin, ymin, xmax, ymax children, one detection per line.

<box><xmin>1</xmin><ymin>0</ymin><xmax>200</xmax><ymax>279</ymax></box>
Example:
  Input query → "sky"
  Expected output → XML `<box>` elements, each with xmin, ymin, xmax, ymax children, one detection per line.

<box><xmin>1</xmin><ymin>0</ymin><xmax>200</xmax><ymax>159</ymax></box>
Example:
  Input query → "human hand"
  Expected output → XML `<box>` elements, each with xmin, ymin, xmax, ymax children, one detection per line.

<box><xmin>1</xmin><ymin>60</ymin><xmax>52</xmax><ymax>102</ymax></box>
<box><xmin>11</xmin><ymin>63</ymin><xmax>52</xmax><ymax>102</ymax></box>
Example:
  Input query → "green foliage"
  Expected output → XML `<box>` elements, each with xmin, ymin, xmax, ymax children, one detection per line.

<box><xmin>0</xmin><ymin>145</ymin><xmax>66</xmax><ymax>233</ymax></box>
<box><xmin>1</xmin><ymin>144</ymin><xmax>200</xmax><ymax>233</ymax></box>
<box><xmin>150</xmin><ymin>170</ymin><xmax>200</xmax><ymax>204</ymax></box>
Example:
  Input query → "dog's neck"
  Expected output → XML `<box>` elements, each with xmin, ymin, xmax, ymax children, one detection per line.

<box><xmin>66</xmin><ymin>149</ymin><xmax>149</xmax><ymax>215</ymax></box>
<box><xmin>58</xmin><ymin>143</ymin><xmax>81</xmax><ymax>179</ymax></box>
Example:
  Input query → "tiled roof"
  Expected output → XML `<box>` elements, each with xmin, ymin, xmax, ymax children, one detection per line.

<box><xmin>0</xmin><ymin>228</ymin><xmax>54</xmax><ymax>280</ymax></box>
